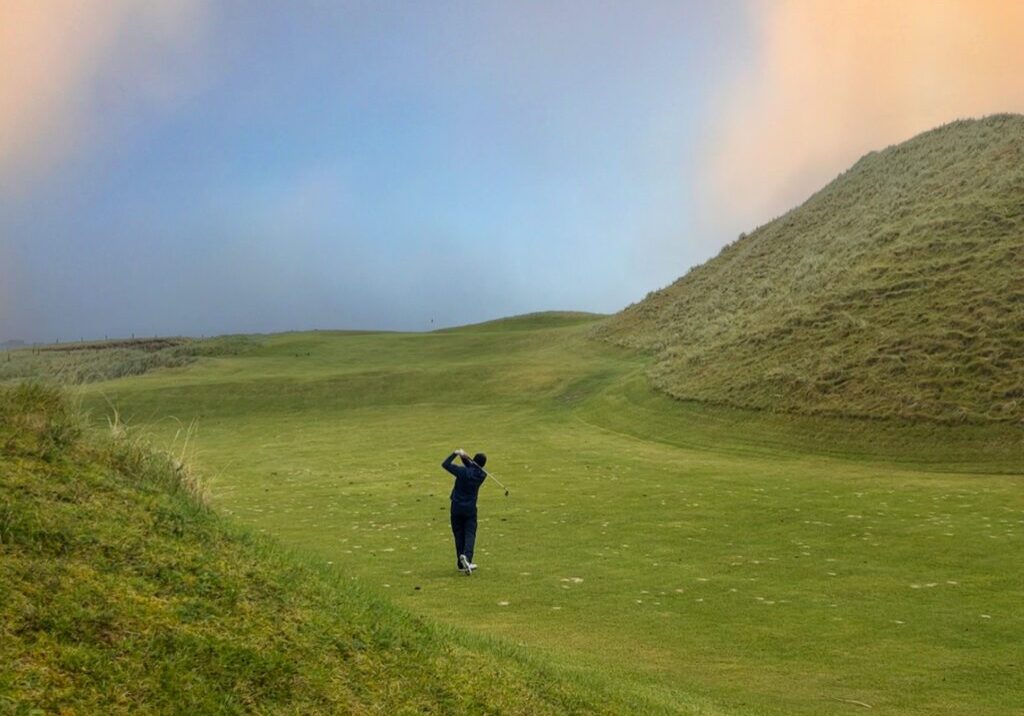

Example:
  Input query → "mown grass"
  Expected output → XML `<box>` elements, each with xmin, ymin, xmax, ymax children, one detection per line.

<box><xmin>75</xmin><ymin>318</ymin><xmax>1024</xmax><ymax>715</ymax></box>
<box><xmin>598</xmin><ymin>114</ymin><xmax>1024</xmax><ymax>424</ymax></box>
<box><xmin>0</xmin><ymin>382</ymin><xmax>674</xmax><ymax>715</ymax></box>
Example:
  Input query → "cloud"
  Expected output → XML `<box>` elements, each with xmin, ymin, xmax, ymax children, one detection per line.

<box><xmin>0</xmin><ymin>0</ymin><xmax>208</xmax><ymax>191</ymax></box>
<box><xmin>702</xmin><ymin>0</ymin><xmax>1024</xmax><ymax>236</ymax></box>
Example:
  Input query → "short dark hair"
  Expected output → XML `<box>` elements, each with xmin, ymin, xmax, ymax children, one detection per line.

<box><xmin>473</xmin><ymin>452</ymin><xmax>487</xmax><ymax>468</ymax></box>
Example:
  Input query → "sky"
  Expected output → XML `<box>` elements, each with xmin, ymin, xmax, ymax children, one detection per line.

<box><xmin>2</xmin><ymin>1</ymin><xmax>1023</xmax><ymax>342</ymax></box>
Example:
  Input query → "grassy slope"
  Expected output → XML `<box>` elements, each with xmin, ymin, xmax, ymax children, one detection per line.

<box><xmin>74</xmin><ymin>318</ymin><xmax>1023</xmax><ymax>715</ymax></box>
<box><xmin>597</xmin><ymin>114</ymin><xmax>1024</xmax><ymax>423</ymax></box>
<box><xmin>0</xmin><ymin>383</ymin><xmax>656</xmax><ymax>715</ymax></box>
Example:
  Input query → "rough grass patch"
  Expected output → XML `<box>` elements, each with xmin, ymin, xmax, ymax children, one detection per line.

<box><xmin>597</xmin><ymin>114</ymin><xmax>1024</xmax><ymax>425</ymax></box>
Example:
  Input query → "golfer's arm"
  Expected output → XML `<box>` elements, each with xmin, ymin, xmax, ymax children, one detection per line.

<box><xmin>441</xmin><ymin>452</ymin><xmax>460</xmax><ymax>476</ymax></box>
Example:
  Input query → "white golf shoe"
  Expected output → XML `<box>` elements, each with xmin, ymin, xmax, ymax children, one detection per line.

<box><xmin>459</xmin><ymin>554</ymin><xmax>473</xmax><ymax>575</ymax></box>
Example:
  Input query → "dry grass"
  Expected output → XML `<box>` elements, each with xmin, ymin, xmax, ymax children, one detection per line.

<box><xmin>0</xmin><ymin>335</ymin><xmax>259</xmax><ymax>385</ymax></box>
<box><xmin>598</xmin><ymin>114</ymin><xmax>1024</xmax><ymax>424</ymax></box>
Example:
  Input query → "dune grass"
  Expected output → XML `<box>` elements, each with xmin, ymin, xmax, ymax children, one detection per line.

<box><xmin>71</xmin><ymin>317</ymin><xmax>1024</xmax><ymax>715</ymax></box>
<box><xmin>0</xmin><ymin>335</ymin><xmax>258</xmax><ymax>386</ymax></box>
<box><xmin>598</xmin><ymin>114</ymin><xmax>1024</xmax><ymax>424</ymax></box>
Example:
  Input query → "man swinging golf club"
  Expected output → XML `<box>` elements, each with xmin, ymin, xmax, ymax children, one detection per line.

<box><xmin>441</xmin><ymin>448</ymin><xmax>488</xmax><ymax>574</ymax></box>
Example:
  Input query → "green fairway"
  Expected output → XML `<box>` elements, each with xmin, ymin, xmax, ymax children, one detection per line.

<box><xmin>78</xmin><ymin>316</ymin><xmax>1024</xmax><ymax>715</ymax></box>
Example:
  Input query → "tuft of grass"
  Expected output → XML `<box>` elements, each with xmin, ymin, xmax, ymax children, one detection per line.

<box><xmin>0</xmin><ymin>384</ymin><xmax>658</xmax><ymax>715</ymax></box>
<box><xmin>104</xmin><ymin>405</ymin><xmax>208</xmax><ymax>505</ymax></box>
<box><xmin>0</xmin><ymin>382</ymin><xmax>83</xmax><ymax>460</ymax></box>
<box><xmin>597</xmin><ymin>114</ymin><xmax>1024</xmax><ymax>424</ymax></box>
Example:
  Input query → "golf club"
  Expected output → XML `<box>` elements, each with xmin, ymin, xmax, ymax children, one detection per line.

<box><xmin>460</xmin><ymin>452</ymin><xmax>510</xmax><ymax>496</ymax></box>
<box><xmin>483</xmin><ymin>469</ymin><xmax>510</xmax><ymax>497</ymax></box>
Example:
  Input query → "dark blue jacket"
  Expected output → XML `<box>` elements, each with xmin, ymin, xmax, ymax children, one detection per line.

<box><xmin>442</xmin><ymin>452</ymin><xmax>487</xmax><ymax>511</ymax></box>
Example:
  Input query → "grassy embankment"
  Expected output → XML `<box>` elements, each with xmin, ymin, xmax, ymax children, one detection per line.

<box><xmin>71</xmin><ymin>314</ymin><xmax>1023</xmax><ymax>715</ymax></box>
<box><xmin>598</xmin><ymin>114</ymin><xmax>1024</xmax><ymax>424</ymax></box>
<box><xmin>0</xmin><ymin>380</ymin><xmax>667</xmax><ymax>715</ymax></box>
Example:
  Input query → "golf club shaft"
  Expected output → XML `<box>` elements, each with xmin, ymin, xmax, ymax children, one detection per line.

<box><xmin>462</xmin><ymin>453</ymin><xmax>508</xmax><ymax>492</ymax></box>
<box><xmin>484</xmin><ymin>470</ymin><xmax>507</xmax><ymax>491</ymax></box>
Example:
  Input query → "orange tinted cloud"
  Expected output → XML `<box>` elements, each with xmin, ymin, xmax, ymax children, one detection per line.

<box><xmin>0</xmin><ymin>1</ymin><xmax>207</xmax><ymax>190</ymax></box>
<box><xmin>703</xmin><ymin>0</ymin><xmax>1024</xmax><ymax>234</ymax></box>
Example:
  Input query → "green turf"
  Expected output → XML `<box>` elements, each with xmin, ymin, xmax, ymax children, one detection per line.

<box><xmin>1</xmin><ymin>382</ymin><xmax>674</xmax><ymax>715</ymax></box>
<box><xmin>73</xmin><ymin>317</ymin><xmax>1023</xmax><ymax>715</ymax></box>
<box><xmin>598</xmin><ymin>114</ymin><xmax>1024</xmax><ymax>424</ymax></box>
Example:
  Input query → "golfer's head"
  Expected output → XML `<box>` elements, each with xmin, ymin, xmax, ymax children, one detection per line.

<box><xmin>473</xmin><ymin>452</ymin><xmax>487</xmax><ymax>468</ymax></box>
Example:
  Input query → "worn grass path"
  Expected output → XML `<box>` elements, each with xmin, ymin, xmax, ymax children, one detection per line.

<box><xmin>80</xmin><ymin>314</ymin><xmax>1024</xmax><ymax>714</ymax></box>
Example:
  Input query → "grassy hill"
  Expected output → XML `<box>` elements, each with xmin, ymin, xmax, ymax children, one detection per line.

<box><xmin>597</xmin><ymin>114</ymin><xmax>1024</xmax><ymax>424</ymax></box>
<box><xmin>0</xmin><ymin>383</ymin><xmax>644</xmax><ymax>715</ymax></box>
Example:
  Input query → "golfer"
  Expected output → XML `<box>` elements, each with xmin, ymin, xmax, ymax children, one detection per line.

<box><xmin>441</xmin><ymin>448</ymin><xmax>487</xmax><ymax>574</ymax></box>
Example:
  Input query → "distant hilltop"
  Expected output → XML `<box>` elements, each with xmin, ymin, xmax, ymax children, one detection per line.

<box><xmin>598</xmin><ymin>114</ymin><xmax>1024</xmax><ymax>424</ymax></box>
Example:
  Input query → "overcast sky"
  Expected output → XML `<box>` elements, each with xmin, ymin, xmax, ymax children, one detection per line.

<box><xmin>2</xmin><ymin>1</ymin><xmax>1023</xmax><ymax>342</ymax></box>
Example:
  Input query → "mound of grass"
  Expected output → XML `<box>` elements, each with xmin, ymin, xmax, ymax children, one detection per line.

<box><xmin>0</xmin><ymin>383</ymin><xmax>637</xmax><ymax>715</ymax></box>
<box><xmin>598</xmin><ymin>114</ymin><xmax>1024</xmax><ymax>424</ymax></box>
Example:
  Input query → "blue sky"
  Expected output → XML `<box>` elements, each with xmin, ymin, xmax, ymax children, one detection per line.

<box><xmin>2</xmin><ymin>1</ymin><xmax>1021</xmax><ymax>342</ymax></box>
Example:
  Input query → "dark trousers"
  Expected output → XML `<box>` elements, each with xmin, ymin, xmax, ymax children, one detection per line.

<box><xmin>450</xmin><ymin>506</ymin><xmax>478</xmax><ymax>566</ymax></box>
